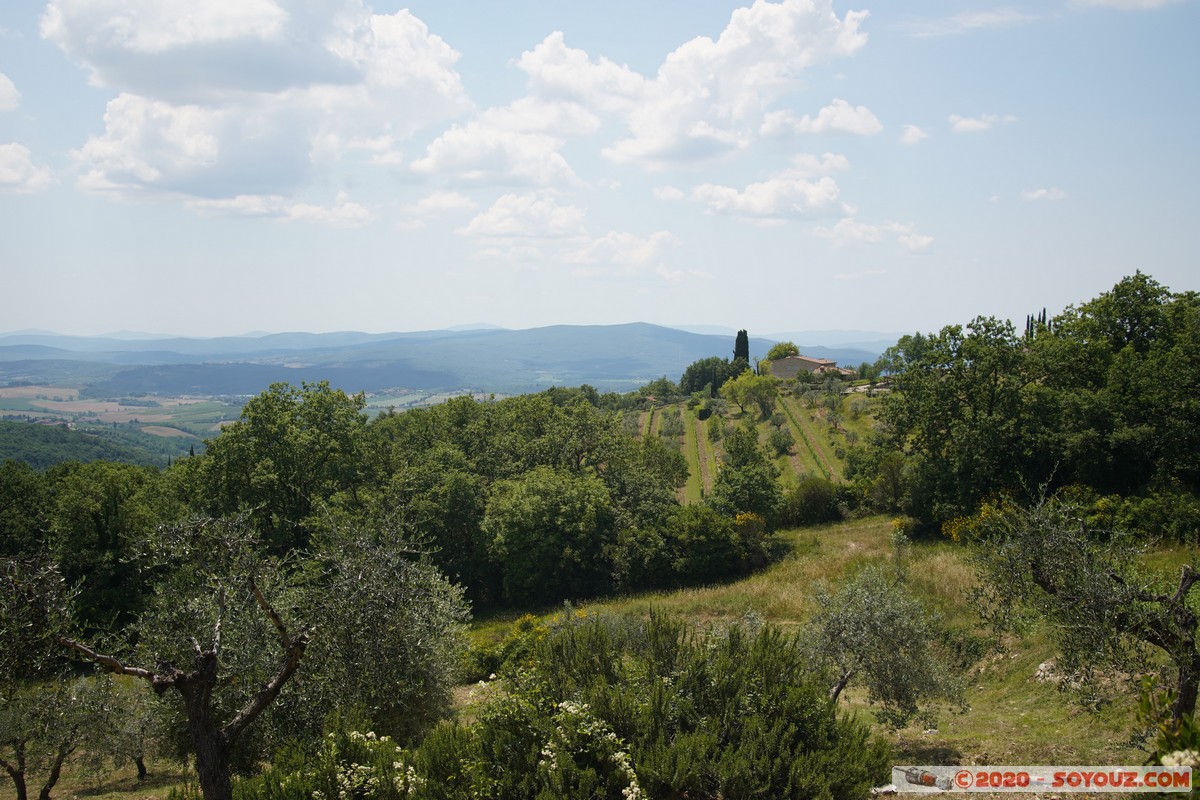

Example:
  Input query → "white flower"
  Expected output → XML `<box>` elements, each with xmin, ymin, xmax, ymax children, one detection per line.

<box><xmin>1161</xmin><ymin>749</ymin><xmax>1200</xmax><ymax>767</ymax></box>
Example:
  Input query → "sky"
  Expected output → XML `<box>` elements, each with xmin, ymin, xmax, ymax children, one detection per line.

<box><xmin>1</xmin><ymin>0</ymin><xmax>1197</xmax><ymax>339</ymax></box>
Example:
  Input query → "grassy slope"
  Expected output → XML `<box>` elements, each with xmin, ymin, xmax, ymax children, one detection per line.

<box><xmin>473</xmin><ymin>516</ymin><xmax>1150</xmax><ymax>771</ymax></box>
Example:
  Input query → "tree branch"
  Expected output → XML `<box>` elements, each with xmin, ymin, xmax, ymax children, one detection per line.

<box><xmin>212</xmin><ymin>586</ymin><xmax>226</xmax><ymax>658</ymax></box>
<box><xmin>57</xmin><ymin>637</ymin><xmax>155</xmax><ymax>682</ymax></box>
<box><xmin>250</xmin><ymin>579</ymin><xmax>290</xmax><ymax>653</ymax></box>
<box><xmin>222</xmin><ymin>631</ymin><xmax>308</xmax><ymax>743</ymax></box>
<box><xmin>1172</xmin><ymin>565</ymin><xmax>1199</xmax><ymax>607</ymax></box>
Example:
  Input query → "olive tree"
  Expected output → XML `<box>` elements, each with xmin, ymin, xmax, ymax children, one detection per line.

<box><xmin>968</xmin><ymin>496</ymin><xmax>1200</xmax><ymax>723</ymax></box>
<box><xmin>805</xmin><ymin>565</ymin><xmax>962</xmax><ymax>728</ymax></box>
<box><xmin>0</xmin><ymin>677</ymin><xmax>113</xmax><ymax>800</ymax></box>
<box><xmin>4</xmin><ymin>516</ymin><xmax>467</xmax><ymax>800</ymax></box>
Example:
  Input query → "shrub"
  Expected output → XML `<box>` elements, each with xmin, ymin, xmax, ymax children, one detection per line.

<box><xmin>433</xmin><ymin>613</ymin><xmax>891</xmax><ymax>800</ymax></box>
<box><xmin>779</xmin><ymin>477</ymin><xmax>842</xmax><ymax>526</ymax></box>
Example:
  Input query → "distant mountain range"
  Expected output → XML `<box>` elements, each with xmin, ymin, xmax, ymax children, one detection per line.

<box><xmin>0</xmin><ymin>325</ymin><xmax>897</xmax><ymax>396</ymax></box>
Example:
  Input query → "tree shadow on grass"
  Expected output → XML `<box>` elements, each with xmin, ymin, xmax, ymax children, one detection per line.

<box><xmin>75</xmin><ymin>765</ymin><xmax>191</xmax><ymax>798</ymax></box>
<box><xmin>892</xmin><ymin>736</ymin><xmax>966</xmax><ymax>766</ymax></box>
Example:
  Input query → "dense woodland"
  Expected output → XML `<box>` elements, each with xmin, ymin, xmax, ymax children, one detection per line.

<box><xmin>2</xmin><ymin>273</ymin><xmax>1199</xmax><ymax>800</ymax></box>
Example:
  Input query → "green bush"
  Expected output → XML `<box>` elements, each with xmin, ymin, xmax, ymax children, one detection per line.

<box><xmin>239</xmin><ymin>613</ymin><xmax>892</xmax><ymax>800</ymax></box>
<box><xmin>779</xmin><ymin>477</ymin><xmax>842</xmax><ymax>526</ymax></box>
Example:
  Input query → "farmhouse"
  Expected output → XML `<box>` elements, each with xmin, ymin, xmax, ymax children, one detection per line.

<box><xmin>769</xmin><ymin>355</ymin><xmax>842</xmax><ymax>380</ymax></box>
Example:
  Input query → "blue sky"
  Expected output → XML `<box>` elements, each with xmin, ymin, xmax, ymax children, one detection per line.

<box><xmin>1</xmin><ymin>0</ymin><xmax>1196</xmax><ymax>338</ymax></box>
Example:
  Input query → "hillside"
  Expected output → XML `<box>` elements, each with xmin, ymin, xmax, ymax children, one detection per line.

<box><xmin>473</xmin><ymin>517</ymin><xmax>1151</xmax><ymax>769</ymax></box>
<box><xmin>0</xmin><ymin>325</ymin><xmax>886</xmax><ymax>396</ymax></box>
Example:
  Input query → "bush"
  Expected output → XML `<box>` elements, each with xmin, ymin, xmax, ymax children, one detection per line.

<box><xmin>235</xmin><ymin>727</ymin><xmax>422</xmax><ymax>800</ymax></box>
<box><xmin>779</xmin><ymin>477</ymin><xmax>842</xmax><ymax>526</ymax></box>
<box><xmin>426</xmin><ymin>613</ymin><xmax>890</xmax><ymax>800</ymax></box>
<box><xmin>768</xmin><ymin>426</ymin><xmax>795</xmax><ymax>456</ymax></box>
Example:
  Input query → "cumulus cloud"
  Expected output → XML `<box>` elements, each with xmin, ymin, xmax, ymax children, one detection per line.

<box><xmin>813</xmin><ymin>218</ymin><xmax>933</xmax><ymax>252</ymax></box>
<box><xmin>653</xmin><ymin>185</ymin><xmax>684</xmax><ymax>201</ymax></box>
<box><xmin>410</xmin><ymin>97</ymin><xmax>599</xmax><ymax>187</ymax></box>
<box><xmin>900</xmin><ymin>124</ymin><xmax>928</xmax><ymax>145</ymax></box>
<box><xmin>905</xmin><ymin>8</ymin><xmax>1037</xmax><ymax>37</ymax></box>
<box><xmin>410</xmin><ymin>123</ymin><xmax>580</xmax><ymax>187</ymax></box>
<box><xmin>563</xmin><ymin>230</ymin><xmax>680</xmax><ymax>267</ymax></box>
<box><xmin>186</xmin><ymin>190</ymin><xmax>373</xmax><ymax>227</ymax></box>
<box><xmin>0</xmin><ymin>73</ymin><xmax>20</xmax><ymax>111</ymax></box>
<box><xmin>396</xmin><ymin>190</ymin><xmax>477</xmax><ymax>230</ymax></box>
<box><xmin>1022</xmin><ymin>187</ymin><xmax>1067</xmax><ymax>201</ymax></box>
<box><xmin>949</xmin><ymin>113</ymin><xmax>1016</xmax><ymax>133</ymax></box>
<box><xmin>44</xmin><ymin>0</ymin><xmax>468</xmax><ymax>206</ymax></box>
<box><xmin>690</xmin><ymin>153</ymin><xmax>848</xmax><ymax>222</ymax></box>
<box><xmin>517</xmin><ymin>0</ymin><xmax>869</xmax><ymax>169</ymax></box>
<box><xmin>761</xmin><ymin>99</ymin><xmax>883</xmax><ymax>137</ymax></box>
<box><xmin>458</xmin><ymin>192</ymin><xmax>586</xmax><ymax>239</ymax></box>
<box><xmin>0</xmin><ymin>144</ymin><xmax>55</xmax><ymax>193</ymax></box>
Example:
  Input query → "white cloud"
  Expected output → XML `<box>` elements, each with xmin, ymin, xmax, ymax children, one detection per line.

<box><xmin>691</xmin><ymin>179</ymin><xmax>819</xmax><ymax>220</ymax></box>
<box><xmin>517</xmin><ymin>31</ymin><xmax>648</xmax><ymax>115</ymax></box>
<box><xmin>520</xmin><ymin>1</ymin><xmax>869</xmax><ymax>169</ymax></box>
<box><xmin>410</xmin><ymin>97</ymin><xmax>598</xmax><ymax>186</ymax></box>
<box><xmin>0</xmin><ymin>74</ymin><xmax>20</xmax><ymax>111</ymax></box>
<box><xmin>42</xmin><ymin>0</ymin><xmax>286</xmax><ymax>55</ymax></box>
<box><xmin>0</xmin><ymin>143</ymin><xmax>54</xmax><ymax>193</ymax></box>
<box><xmin>563</xmin><ymin>230</ymin><xmax>680</xmax><ymax>267</ymax></box>
<box><xmin>653</xmin><ymin>185</ymin><xmax>684</xmax><ymax>201</ymax></box>
<box><xmin>813</xmin><ymin>217</ymin><xmax>885</xmax><ymax>247</ymax></box>
<box><xmin>761</xmin><ymin>99</ymin><xmax>883</xmax><ymax>136</ymax></box>
<box><xmin>813</xmin><ymin>218</ymin><xmax>933</xmax><ymax>251</ymax></box>
<box><xmin>410</xmin><ymin>122</ymin><xmax>579</xmax><ymax>187</ymax></box>
<box><xmin>46</xmin><ymin>1</ymin><xmax>468</xmax><ymax>204</ymax></box>
<box><xmin>458</xmin><ymin>192</ymin><xmax>586</xmax><ymax>239</ymax></box>
<box><xmin>481</xmin><ymin>96</ymin><xmax>601</xmax><ymax>139</ymax></box>
<box><xmin>396</xmin><ymin>190</ymin><xmax>477</xmax><ymax>230</ymax></box>
<box><xmin>1022</xmin><ymin>187</ymin><xmax>1067</xmax><ymax>201</ymax></box>
<box><xmin>692</xmin><ymin>157</ymin><xmax>846</xmax><ymax>222</ymax></box>
<box><xmin>288</xmin><ymin>192</ymin><xmax>374</xmax><ymax>228</ymax></box>
<box><xmin>949</xmin><ymin>113</ymin><xmax>1016</xmax><ymax>133</ymax></box>
<box><xmin>186</xmin><ymin>191</ymin><xmax>373</xmax><ymax>227</ymax></box>
<box><xmin>900</xmin><ymin>124</ymin><xmax>928</xmax><ymax>145</ymax></box>
<box><xmin>897</xmin><ymin>231</ymin><xmax>935</xmax><ymax>252</ymax></box>
<box><xmin>905</xmin><ymin>8</ymin><xmax>1037</xmax><ymax>37</ymax></box>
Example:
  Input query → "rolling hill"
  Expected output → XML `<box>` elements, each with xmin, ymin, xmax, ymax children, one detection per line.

<box><xmin>0</xmin><ymin>324</ymin><xmax>889</xmax><ymax>396</ymax></box>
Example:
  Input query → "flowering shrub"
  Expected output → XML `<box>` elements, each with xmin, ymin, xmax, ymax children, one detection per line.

<box><xmin>235</xmin><ymin>729</ymin><xmax>422</xmax><ymax>800</ymax></box>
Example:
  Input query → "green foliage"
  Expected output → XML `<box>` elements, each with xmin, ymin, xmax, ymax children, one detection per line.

<box><xmin>485</xmin><ymin>467</ymin><xmax>617</xmax><ymax>605</ymax></box>
<box><xmin>679</xmin><ymin>356</ymin><xmax>740</xmax><ymax>397</ymax></box>
<box><xmin>369</xmin><ymin>613</ymin><xmax>892</xmax><ymax>800</ymax></box>
<box><xmin>861</xmin><ymin>273</ymin><xmax>1200</xmax><ymax>528</ymax></box>
<box><xmin>0</xmin><ymin>676</ymin><xmax>117</xmax><ymax>800</ymax></box>
<box><xmin>766</xmin><ymin>341</ymin><xmax>800</xmax><ymax>361</ymax></box>
<box><xmin>779</xmin><ymin>477</ymin><xmax>842</xmax><ymax>527</ymax></box>
<box><xmin>291</xmin><ymin>524</ymin><xmax>470</xmax><ymax>745</ymax></box>
<box><xmin>662</xmin><ymin>504</ymin><xmax>742</xmax><ymax>583</ymax></box>
<box><xmin>197</xmin><ymin>381</ymin><xmax>371</xmax><ymax>551</ymax></box>
<box><xmin>1138</xmin><ymin>678</ymin><xmax>1200</xmax><ymax>774</ymax></box>
<box><xmin>709</xmin><ymin>425</ymin><xmax>782</xmax><ymax>525</ymax></box>
<box><xmin>965</xmin><ymin>495</ymin><xmax>1200</xmax><ymax>720</ymax></box>
<box><xmin>46</xmin><ymin>460</ymin><xmax>177</xmax><ymax>632</ymax></box>
<box><xmin>0</xmin><ymin>420</ymin><xmax>171</xmax><ymax>469</ymax></box>
<box><xmin>734</xmin><ymin>330</ymin><xmax>750</xmax><ymax>363</ymax></box>
<box><xmin>638</xmin><ymin>377</ymin><xmax>681</xmax><ymax>402</ymax></box>
<box><xmin>0</xmin><ymin>460</ymin><xmax>49</xmax><ymax>557</ymax></box>
<box><xmin>235</xmin><ymin>727</ymin><xmax>422</xmax><ymax>800</ymax></box>
<box><xmin>767</xmin><ymin>425</ymin><xmax>794</xmax><ymax>456</ymax></box>
<box><xmin>805</xmin><ymin>565</ymin><xmax>962</xmax><ymax>728</ymax></box>
<box><xmin>720</xmin><ymin>370</ymin><xmax>778</xmax><ymax>418</ymax></box>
